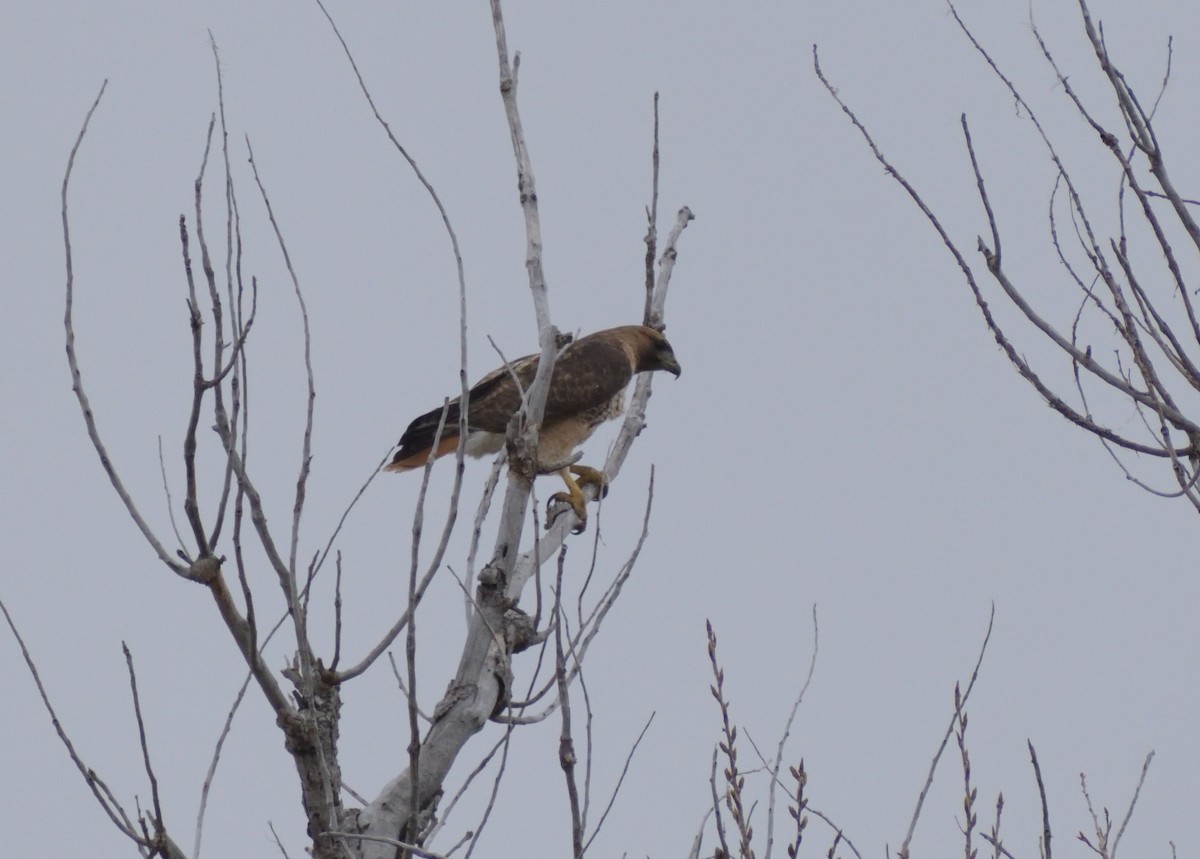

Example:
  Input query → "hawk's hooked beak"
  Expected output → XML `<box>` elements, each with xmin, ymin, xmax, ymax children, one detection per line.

<box><xmin>663</xmin><ymin>355</ymin><xmax>682</xmax><ymax>378</ymax></box>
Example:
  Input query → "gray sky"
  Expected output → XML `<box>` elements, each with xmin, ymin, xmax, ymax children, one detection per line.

<box><xmin>4</xmin><ymin>1</ymin><xmax>1197</xmax><ymax>856</ymax></box>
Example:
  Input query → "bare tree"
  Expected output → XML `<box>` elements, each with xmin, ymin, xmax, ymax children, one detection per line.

<box><xmin>16</xmin><ymin>3</ymin><xmax>693</xmax><ymax>858</ymax></box>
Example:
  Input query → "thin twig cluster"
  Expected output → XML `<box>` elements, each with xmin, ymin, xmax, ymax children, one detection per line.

<box><xmin>708</xmin><ymin>620</ymin><xmax>756</xmax><ymax>859</ymax></box>
<box><xmin>818</xmin><ymin>0</ymin><xmax>1200</xmax><ymax>512</ymax></box>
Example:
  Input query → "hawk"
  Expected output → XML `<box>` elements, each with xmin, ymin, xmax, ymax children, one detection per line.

<box><xmin>385</xmin><ymin>325</ymin><xmax>681</xmax><ymax>530</ymax></box>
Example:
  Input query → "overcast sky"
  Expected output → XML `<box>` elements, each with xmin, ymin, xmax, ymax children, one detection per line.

<box><xmin>4</xmin><ymin>2</ymin><xmax>1198</xmax><ymax>857</ymax></box>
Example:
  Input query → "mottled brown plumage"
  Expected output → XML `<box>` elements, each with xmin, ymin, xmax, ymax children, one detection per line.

<box><xmin>384</xmin><ymin>325</ymin><xmax>680</xmax><ymax>529</ymax></box>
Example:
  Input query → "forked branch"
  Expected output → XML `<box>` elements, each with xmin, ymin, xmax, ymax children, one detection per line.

<box><xmin>815</xmin><ymin>0</ymin><xmax>1200</xmax><ymax>509</ymax></box>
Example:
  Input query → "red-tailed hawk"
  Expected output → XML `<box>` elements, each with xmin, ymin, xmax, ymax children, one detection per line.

<box><xmin>385</xmin><ymin>325</ymin><xmax>681</xmax><ymax>530</ymax></box>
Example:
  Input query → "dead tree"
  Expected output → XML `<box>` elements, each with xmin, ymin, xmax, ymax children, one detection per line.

<box><xmin>28</xmin><ymin>3</ymin><xmax>692</xmax><ymax>857</ymax></box>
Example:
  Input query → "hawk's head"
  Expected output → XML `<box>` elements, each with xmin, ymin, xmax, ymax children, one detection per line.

<box><xmin>635</xmin><ymin>326</ymin><xmax>682</xmax><ymax>378</ymax></box>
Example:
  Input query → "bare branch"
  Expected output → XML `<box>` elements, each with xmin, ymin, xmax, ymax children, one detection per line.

<box><xmin>553</xmin><ymin>546</ymin><xmax>585</xmax><ymax>858</ymax></box>
<box><xmin>459</xmin><ymin>723</ymin><xmax>517</xmax><ymax>859</ymax></box>
<box><xmin>896</xmin><ymin>605</ymin><xmax>995</xmax><ymax>859</ymax></box>
<box><xmin>709</xmin><ymin>745</ymin><xmax>732</xmax><ymax>859</ymax></box>
<box><xmin>331</xmin><ymin>551</ymin><xmax>344</xmax><ymax>672</ymax></box>
<box><xmin>648</xmin><ymin>206</ymin><xmax>694</xmax><ymax>332</ymax></box>
<box><xmin>62</xmin><ymin>81</ymin><xmax>190</xmax><ymax>579</ymax></box>
<box><xmin>686</xmin><ymin>807</ymin><xmax>715</xmax><ymax>859</ymax></box>
<box><xmin>644</xmin><ymin>93</ymin><xmax>660</xmax><ymax>327</ymax></box>
<box><xmin>328</xmin><ymin>832</ymin><xmax>452</xmax><ymax>859</ymax></box>
<box><xmin>243</xmin><ymin>138</ymin><xmax>316</xmax><ymax>681</ymax></box>
<box><xmin>489</xmin><ymin>0</ymin><xmax>550</xmax><ymax>336</ymax></box>
<box><xmin>122</xmin><ymin>644</ymin><xmax>168</xmax><ymax>852</ymax></box>
<box><xmin>194</xmin><ymin>670</ymin><xmax>254</xmax><ymax>859</ymax></box>
<box><xmin>312</xmin><ymin>0</ymin><xmax>473</xmax><ymax>527</ymax></box>
<box><xmin>426</xmin><ymin>727</ymin><xmax>511</xmax><ymax>846</ymax></box>
<box><xmin>708</xmin><ymin>620</ymin><xmax>755</xmax><ymax>859</ymax></box>
<box><xmin>582</xmin><ymin>711</ymin><xmax>655</xmax><ymax>853</ymax></box>
<box><xmin>784</xmin><ymin>762</ymin><xmax>808</xmax><ymax>859</ymax></box>
<box><xmin>333</xmin><ymin>525</ymin><xmax>448</xmax><ymax>682</ymax></box>
<box><xmin>269</xmin><ymin>822</ymin><xmax>293</xmax><ymax>859</ymax></box>
<box><xmin>814</xmin><ymin>46</ymin><xmax>1193</xmax><ymax>460</ymax></box>
<box><xmin>503</xmin><ymin>472</ymin><xmax>655</xmax><ymax>719</ymax></box>
<box><xmin>954</xmin><ymin>684</ymin><xmax>978</xmax><ymax>859</ymax></box>
<box><xmin>1111</xmin><ymin>751</ymin><xmax>1155</xmax><ymax>859</ymax></box>
<box><xmin>312</xmin><ymin>0</ymin><xmax>470</xmax><ymax>341</ymax></box>
<box><xmin>157</xmin><ymin>435</ymin><xmax>189</xmax><ymax>557</ymax></box>
<box><xmin>1029</xmin><ymin>741</ymin><xmax>1052</xmax><ymax>859</ymax></box>
<box><xmin>980</xmin><ymin>830</ymin><xmax>1019</xmax><ymax>859</ymax></box>
<box><xmin>765</xmin><ymin>605</ymin><xmax>819</xmax><ymax>859</ymax></box>
<box><xmin>183</xmin><ymin>114</ymin><xmax>217</xmax><ymax>558</ymax></box>
<box><xmin>1</xmin><ymin>595</ymin><xmax>144</xmax><ymax>844</ymax></box>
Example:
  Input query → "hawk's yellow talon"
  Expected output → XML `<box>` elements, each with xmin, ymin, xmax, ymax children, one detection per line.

<box><xmin>546</xmin><ymin>464</ymin><xmax>608</xmax><ymax>533</ymax></box>
<box><xmin>569</xmin><ymin>464</ymin><xmax>608</xmax><ymax>499</ymax></box>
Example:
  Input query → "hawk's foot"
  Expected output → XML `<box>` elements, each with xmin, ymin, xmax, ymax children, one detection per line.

<box><xmin>545</xmin><ymin>464</ymin><xmax>608</xmax><ymax>534</ymax></box>
<box><xmin>568</xmin><ymin>464</ymin><xmax>609</xmax><ymax>499</ymax></box>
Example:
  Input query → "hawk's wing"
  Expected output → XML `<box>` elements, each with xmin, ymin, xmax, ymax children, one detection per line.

<box><xmin>385</xmin><ymin>326</ymin><xmax>669</xmax><ymax>472</ymax></box>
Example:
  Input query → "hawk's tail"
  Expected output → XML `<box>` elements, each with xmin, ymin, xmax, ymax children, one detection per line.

<box><xmin>384</xmin><ymin>401</ymin><xmax>462</xmax><ymax>472</ymax></box>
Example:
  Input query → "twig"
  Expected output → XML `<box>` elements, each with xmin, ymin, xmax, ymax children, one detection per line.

<box><xmin>577</xmin><ymin>629</ymin><xmax>595</xmax><ymax>834</ymax></box>
<box><xmin>1111</xmin><ymin>751</ymin><xmax>1154</xmax><ymax>859</ymax></box>
<box><xmin>955</xmin><ymin>684</ymin><xmax>979</xmax><ymax>859</ymax></box>
<box><xmin>312</xmin><ymin>0</ymin><xmax>473</xmax><ymax>524</ymax></box>
<box><xmin>896</xmin><ymin>605</ymin><xmax>995</xmax><ymax>859</ymax></box>
<box><xmin>502</xmin><ymin>472</ymin><xmax>655</xmax><ymax>719</ymax></box>
<box><xmin>426</xmin><ymin>729</ymin><xmax>509</xmax><ymax>847</ymax></box>
<box><xmin>687</xmin><ymin>808</ymin><xmax>715</xmax><ymax>859</ymax></box>
<box><xmin>312</xmin><ymin>454</ymin><xmax>390</xmax><ymax>584</ymax></box>
<box><xmin>122</xmin><ymin>644</ymin><xmax>167</xmax><ymax>851</ymax></box>
<box><xmin>406</xmin><ymin>417</ymin><xmax>451</xmax><ymax>847</ymax></box>
<box><xmin>207</xmin><ymin>31</ymin><xmax>248</xmax><ymax>549</ymax></box>
<box><xmin>334</xmin><ymin>546</ymin><xmax>447</xmax><ymax>682</ymax></box>
<box><xmin>814</xmin><ymin>45</ymin><xmax>1194</xmax><ymax>460</ymax></box>
<box><xmin>243</xmin><ymin>137</ymin><xmax>315</xmax><ymax>684</ymax></box>
<box><xmin>338</xmin><ymin>408</ymin><xmax>463</xmax><ymax>685</ymax></box>
<box><xmin>327</xmin><ymin>833</ymin><xmax>451</xmax><ymax>859</ymax></box>
<box><xmin>1</xmin><ymin>595</ymin><xmax>143</xmax><ymax>843</ymax></box>
<box><xmin>826</xmin><ymin>831</ymin><xmax>843</xmax><ymax>859</ymax></box>
<box><xmin>708</xmin><ymin>620</ymin><xmax>755</xmax><ymax>859</ymax></box>
<box><xmin>785</xmin><ymin>762</ymin><xmax>808</xmax><ymax>859</ymax></box>
<box><xmin>195</xmin><ymin>669</ymin><xmax>254</xmax><ymax>859</ymax></box>
<box><xmin>184</xmin><ymin>113</ymin><xmax>217</xmax><ymax>559</ymax></box>
<box><xmin>62</xmin><ymin>81</ymin><xmax>191</xmax><ymax>578</ymax></box>
<box><xmin>387</xmin><ymin>652</ymin><xmax>434</xmax><ymax>723</ymax></box>
<box><xmin>980</xmin><ymin>831</ymin><xmax>1019</xmax><ymax>859</ymax></box>
<box><xmin>465</xmin><ymin>454</ymin><xmax>504</xmax><ymax>596</ymax></box>
<box><xmin>987</xmin><ymin>793</ymin><xmax>1005</xmax><ymax>859</ymax></box>
<box><xmin>765</xmin><ymin>605</ymin><xmax>819</xmax><ymax>859</ymax></box>
<box><xmin>460</xmin><ymin>722</ymin><xmax>517</xmax><ymax>859</ymax></box>
<box><xmin>553</xmin><ymin>546</ymin><xmax>585</xmax><ymax>857</ymax></box>
<box><xmin>157</xmin><ymin>436</ymin><xmax>189</xmax><ymax>559</ymax></box>
<box><xmin>269</xmin><ymin>821</ymin><xmax>293</xmax><ymax>858</ymax></box>
<box><xmin>489</xmin><ymin>0</ymin><xmax>551</xmax><ymax>335</ymax></box>
<box><xmin>643</xmin><ymin>92</ymin><xmax>660</xmax><ymax>327</ymax></box>
<box><xmin>331</xmin><ymin>551</ymin><xmax>344</xmax><ymax>672</ymax></box>
<box><xmin>312</xmin><ymin>0</ymin><xmax>469</xmax><ymax>345</ymax></box>
<box><xmin>1029</xmin><ymin>741</ymin><xmax>1052</xmax><ymax>859</ymax></box>
<box><xmin>1078</xmin><ymin>770</ymin><xmax>1109</xmax><ymax>857</ymax></box>
<box><xmin>582</xmin><ymin>711</ymin><xmax>656</xmax><ymax>852</ymax></box>
<box><xmin>647</xmin><ymin>206</ymin><xmax>693</xmax><ymax>330</ymax></box>
<box><xmin>710</xmin><ymin>745</ymin><xmax>732</xmax><ymax>859</ymax></box>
